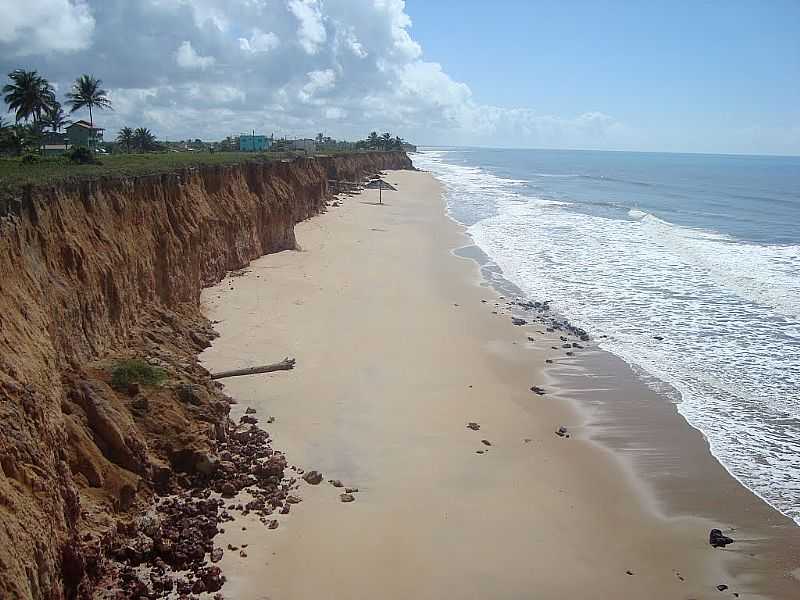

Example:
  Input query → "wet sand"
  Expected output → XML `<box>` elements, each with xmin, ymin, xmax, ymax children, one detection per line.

<box><xmin>201</xmin><ymin>170</ymin><xmax>795</xmax><ymax>599</ymax></box>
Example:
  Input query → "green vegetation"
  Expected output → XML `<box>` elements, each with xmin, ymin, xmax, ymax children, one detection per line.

<box><xmin>2</xmin><ymin>69</ymin><xmax>56</xmax><ymax>124</ymax></box>
<box><xmin>0</xmin><ymin>151</ymin><xmax>275</xmax><ymax>191</ymax></box>
<box><xmin>110</xmin><ymin>359</ymin><xmax>167</xmax><ymax>390</ymax></box>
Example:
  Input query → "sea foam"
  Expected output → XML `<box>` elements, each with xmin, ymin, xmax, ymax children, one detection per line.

<box><xmin>415</xmin><ymin>149</ymin><xmax>800</xmax><ymax>525</ymax></box>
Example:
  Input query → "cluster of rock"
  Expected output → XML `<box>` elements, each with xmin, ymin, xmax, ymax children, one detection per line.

<box><xmin>98</xmin><ymin>410</ymin><xmax>298</xmax><ymax>598</ymax></box>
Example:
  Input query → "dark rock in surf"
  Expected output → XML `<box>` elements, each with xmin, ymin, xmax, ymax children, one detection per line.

<box><xmin>511</xmin><ymin>317</ymin><xmax>527</xmax><ymax>326</ymax></box>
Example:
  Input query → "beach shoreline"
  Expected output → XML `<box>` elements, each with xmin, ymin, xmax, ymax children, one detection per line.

<box><xmin>201</xmin><ymin>169</ymin><xmax>799</xmax><ymax>599</ymax></box>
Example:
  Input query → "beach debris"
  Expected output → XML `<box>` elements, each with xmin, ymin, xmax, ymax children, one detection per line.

<box><xmin>329</xmin><ymin>479</ymin><xmax>344</xmax><ymax>487</ymax></box>
<box><xmin>717</xmin><ymin>584</ymin><xmax>728</xmax><ymax>591</ymax></box>
<box><xmin>481</xmin><ymin>439</ymin><xmax>492</xmax><ymax>446</ymax></box>
<box><xmin>709</xmin><ymin>528</ymin><xmax>735</xmax><ymax>548</ymax></box>
<box><xmin>511</xmin><ymin>317</ymin><xmax>527</xmax><ymax>326</ymax></box>
<box><xmin>555</xmin><ymin>426</ymin><xmax>569</xmax><ymax>437</ymax></box>
<box><xmin>211</xmin><ymin>357</ymin><xmax>296</xmax><ymax>380</ymax></box>
<box><xmin>303</xmin><ymin>470</ymin><xmax>323</xmax><ymax>485</ymax></box>
<box><xmin>530</xmin><ymin>386</ymin><xmax>546</xmax><ymax>395</ymax></box>
<box><xmin>340</xmin><ymin>493</ymin><xmax>356</xmax><ymax>503</ymax></box>
<box><xmin>467</xmin><ymin>422</ymin><xmax>481</xmax><ymax>431</ymax></box>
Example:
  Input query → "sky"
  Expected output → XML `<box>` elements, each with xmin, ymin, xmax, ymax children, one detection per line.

<box><xmin>0</xmin><ymin>0</ymin><xmax>797</xmax><ymax>154</ymax></box>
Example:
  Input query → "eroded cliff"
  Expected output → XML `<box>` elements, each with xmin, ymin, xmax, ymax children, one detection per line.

<box><xmin>0</xmin><ymin>151</ymin><xmax>412</xmax><ymax>599</ymax></box>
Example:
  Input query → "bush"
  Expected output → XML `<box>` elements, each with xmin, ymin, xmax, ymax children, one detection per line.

<box><xmin>111</xmin><ymin>359</ymin><xmax>167</xmax><ymax>390</ymax></box>
<box><xmin>21</xmin><ymin>153</ymin><xmax>40</xmax><ymax>164</ymax></box>
<box><xmin>68</xmin><ymin>145</ymin><xmax>100</xmax><ymax>165</ymax></box>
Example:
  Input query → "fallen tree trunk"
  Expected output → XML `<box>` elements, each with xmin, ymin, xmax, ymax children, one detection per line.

<box><xmin>211</xmin><ymin>358</ymin><xmax>296</xmax><ymax>380</ymax></box>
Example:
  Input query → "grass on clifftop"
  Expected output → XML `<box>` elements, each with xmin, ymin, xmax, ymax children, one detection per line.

<box><xmin>111</xmin><ymin>359</ymin><xmax>167</xmax><ymax>390</ymax></box>
<box><xmin>0</xmin><ymin>150</ymin><xmax>355</xmax><ymax>192</ymax></box>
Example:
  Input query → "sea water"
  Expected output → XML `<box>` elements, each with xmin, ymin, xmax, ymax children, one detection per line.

<box><xmin>414</xmin><ymin>147</ymin><xmax>800</xmax><ymax>525</ymax></box>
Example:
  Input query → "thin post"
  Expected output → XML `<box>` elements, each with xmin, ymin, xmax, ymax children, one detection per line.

<box><xmin>379</xmin><ymin>179</ymin><xmax>382</xmax><ymax>204</ymax></box>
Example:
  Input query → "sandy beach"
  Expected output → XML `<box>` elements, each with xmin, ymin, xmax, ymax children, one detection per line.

<box><xmin>200</xmin><ymin>169</ymin><xmax>796</xmax><ymax>599</ymax></box>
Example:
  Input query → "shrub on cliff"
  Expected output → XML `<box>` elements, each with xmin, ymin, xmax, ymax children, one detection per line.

<box><xmin>68</xmin><ymin>145</ymin><xmax>101</xmax><ymax>165</ymax></box>
<box><xmin>111</xmin><ymin>359</ymin><xmax>166</xmax><ymax>390</ymax></box>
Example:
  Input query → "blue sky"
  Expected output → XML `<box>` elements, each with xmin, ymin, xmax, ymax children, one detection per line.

<box><xmin>1</xmin><ymin>0</ymin><xmax>797</xmax><ymax>154</ymax></box>
<box><xmin>406</xmin><ymin>0</ymin><xmax>800</xmax><ymax>154</ymax></box>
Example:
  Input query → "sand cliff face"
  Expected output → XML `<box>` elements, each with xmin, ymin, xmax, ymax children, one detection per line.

<box><xmin>0</xmin><ymin>151</ymin><xmax>412</xmax><ymax>599</ymax></box>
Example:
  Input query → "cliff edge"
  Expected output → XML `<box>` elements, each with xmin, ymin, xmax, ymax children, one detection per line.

<box><xmin>0</xmin><ymin>151</ymin><xmax>413</xmax><ymax>598</ymax></box>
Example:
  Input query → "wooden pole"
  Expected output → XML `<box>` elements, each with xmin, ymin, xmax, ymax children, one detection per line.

<box><xmin>379</xmin><ymin>179</ymin><xmax>382</xmax><ymax>204</ymax></box>
<box><xmin>211</xmin><ymin>357</ymin><xmax>296</xmax><ymax>380</ymax></box>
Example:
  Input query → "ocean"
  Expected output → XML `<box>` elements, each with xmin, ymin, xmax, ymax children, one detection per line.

<box><xmin>413</xmin><ymin>147</ymin><xmax>800</xmax><ymax>525</ymax></box>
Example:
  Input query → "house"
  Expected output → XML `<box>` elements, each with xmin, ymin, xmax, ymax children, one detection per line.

<box><xmin>290</xmin><ymin>138</ymin><xmax>317</xmax><ymax>153</ymax></box>
<box><xmin>41</xmin><ymin>132</ymin><xmax>70</xmax><ymax>156</ymax></box>
<box><xmin>66</xmin><ymin>120</ymin><xmax>104</xmax><ymax>148</ymax></box>
<box><xmin>239</xmin><ymin>134</ymin><xmax>272</xmax><ymax>152</ymax></box>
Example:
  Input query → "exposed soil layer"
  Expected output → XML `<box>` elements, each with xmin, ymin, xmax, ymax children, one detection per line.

<box><xmin>0</xmin><ymin>151</ymin><xmax>412</xmax><ymax>599</ymax></box>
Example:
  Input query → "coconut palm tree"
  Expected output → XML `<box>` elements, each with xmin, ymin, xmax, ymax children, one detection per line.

<box><xmin>132</xmin><ymin>127</ymin><xmax>156</xmax><ymax>152</ymax></box>
<box><xmin>2</xmin><ymin>69</ymin><xmax>56</xmax><ymax>124</ymax></box>
<box><xmin>367</xmin><ymin>131</ymin><xmax>380</xmax><ymax>148</ymax></box>
<box><xmin>65</xmin><ymin>74</ymin><xmax>112</xmax><ymax>143</ymax></box>
<box><xmin>116</xmin><ymin>126</ymin><xmax>134</xmax><ymax>153</ymax></box>
<box><xmin>42</xmin><ymin>102</ymin><xmax>71</xmax><ymax>132</ymax></box>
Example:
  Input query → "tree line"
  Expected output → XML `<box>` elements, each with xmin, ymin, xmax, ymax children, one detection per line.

<box><xmin>356</xmin><ymin>131</ymin><xmax>406</xmax><ymax>150</ymax></box>
<box><xmin>1</xmin><ymin>69</ymin><xmax>112</xmax><ymax>155</ymax></box>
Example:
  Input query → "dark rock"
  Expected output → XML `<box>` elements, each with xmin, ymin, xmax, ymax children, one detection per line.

<box><xmin>653</xmin><ymin>335</ymin><xmax>664</xmax><ymax>341</ymax></box>
<box><xmin>717</xmin><ymin>584</ymin><xmax>728</xmax><ymax>591</ymax></box>
<box><xmin>481</xmin><ymin>439</ymin><xmax>491</xmax><ymax>446</ymax></box>
<box><xmin>176</xmin><ymin>383</ymin><xmax>210</xmax><ymax>405</ymax></box>
<box><xmin>329</xmin><ymin>479</ymin><xmax>344</xmax><ymax>487</ymax></box>
<box><xmin>245</xmin><ymin>407</ymin><xmax>257</xmax><ymax>414</ymax></box>
<box><xmin>530</xmin><ymin>386</ymin><xmax>546</xmax><ymax>395</ymax></box>
<box><xmin>709</xmin><ymin>528</ymin><xmax>735</xmax><ymax>548</ymax></box>
<box><xmin>345</xmin><ymin>487</ymin><xmax>359</xmax><ymax>493</ymax></box>
<box><xmin>511</xmin><ymin>317</ymin><xmax>527</xmax><ymax>326</ymax></box>
<box><xmin>286</xmin><ymin>495</ymin><xmax>302</xmax><ymax>504</ymax></box>
<box><xmin>545</xmin><ymin>359</ymin><xmax>553</xmax><ymax>364</ymax></box>
<box><xmin>240</xmin><ymin>414</ymin><xmax>258</xmax><ymax>424</ymax></box>
<box><xmin>466</xmin><ymin>422</ymin><xmax>480</xmax><ymax>431</ymax></box>
<box><xmin>340</xmin><ymin>493</ymin><xmax>355</xmax><ymax>503</ymax></box>
<box><xmin>210</xmin><ymin>547</ymin><xmax>223</xmax><ymax>563</ymax></box>
<box><xmin>555</xmin><ymin>426</ymin><xmax>568</xmax><ymax>437</ymax></box>
<box><xmin>303</xmin><ymin>470</ymin><xmax>323</xmax><ymax>485</ymax></box>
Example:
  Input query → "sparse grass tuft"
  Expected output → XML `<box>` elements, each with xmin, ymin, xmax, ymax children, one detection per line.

<box><xmin>110</xmin><ymin>359</ymin><xmax>167</xmax><ymax>390</ymax></box>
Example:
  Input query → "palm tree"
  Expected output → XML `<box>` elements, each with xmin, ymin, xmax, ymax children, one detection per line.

<box><xmin>132</xmin><ymin>127</ymin><xmax>156</xmax><ymax>152</ymax></box>
<box><xmin>381</xmin><ymin>132</ymin><xmax>392</xmax><ymax>149</ymax></box>
<box><xmin>66</xmin><ymin>74</ymin><xmax>112</xmax><ymax>146</ymax></box>
<box><xmin>42</xmin><ymin>102</ymin><xmax>71</xmax><ymax>132</ymax></box>
<box><xmin>2</xmin><ymin>69</ymin><xmax>56</xmax><ymax>124</ymax></box>
<box><xmin>367</xmin><ymin>131</ymin><xmax>379</xmax><ymax>148</ymax></box>
<box><xmin>393</xmin><ymin>135</ymin><xmax>403</xmax><ymax>149</ymax></box>
<box><xmin>116</xmin><ymin>126</ymin><xmax>134</xmax><ymax>153</ymax></box>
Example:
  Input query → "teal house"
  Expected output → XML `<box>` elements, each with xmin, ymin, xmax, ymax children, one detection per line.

<box><xmin>66</xmin><ymin>120</ymin><xmax>104</xmax><ymax>148</ymax></box>
<box><xmin>239</xmin><ymin>134</ymin><xmax>272</xmax><ymax>152</ymax></box>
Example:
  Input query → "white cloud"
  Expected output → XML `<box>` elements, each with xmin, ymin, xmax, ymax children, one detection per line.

<box><xmin>0</xmin><ymin>0</ymin><xmax>94</xmax><ymax>56</ymax></box>
<box><xmin>288</xmin><ymin>0</ymin><xmax>326</xmax><ymax>54</ymax></box>
<box><xmin>299</xmin><ymin>69</ymin><xmax>336</xmax><ymax>103</ymax></box>
<box><xmin>175</xmin><ymin>40</ymin><xmax>215</xmax><ymax>70</ymax></box>
<box><xmin>239</xmin><ymin>29</ymin><xmax>279</xmax><ymax>54</ymax></box>
<box><xmin>0</xmin><ymin>0</ymin><xmax>646</xmax><ymax>150</ymax></box>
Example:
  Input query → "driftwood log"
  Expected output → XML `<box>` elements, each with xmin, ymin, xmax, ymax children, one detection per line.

<box><xmin>211</xmin><ymin>357</ymin><xmax>296</xmax><ymax>380</ymax></box>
